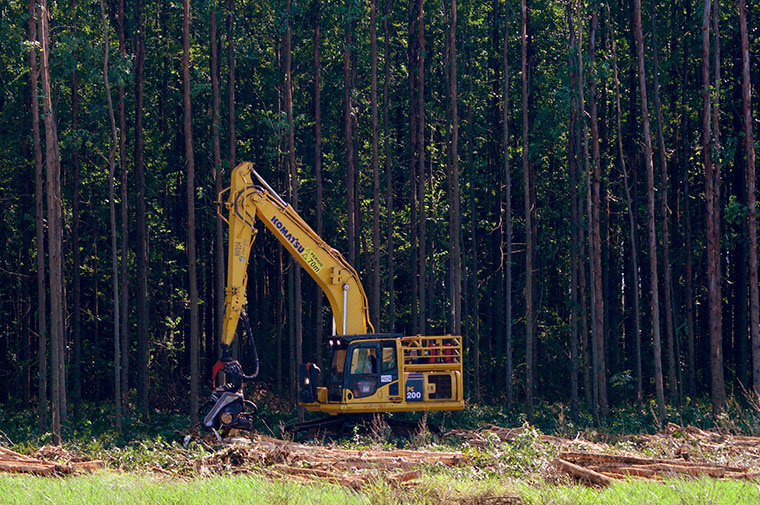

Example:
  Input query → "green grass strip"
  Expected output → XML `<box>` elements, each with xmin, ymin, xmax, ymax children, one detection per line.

<box><xmin>0</xmin><ymin>472</ymin><xmax>365</xmax><ymax>505</ymax></box>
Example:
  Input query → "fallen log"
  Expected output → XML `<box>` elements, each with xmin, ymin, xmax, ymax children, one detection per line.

<box><xmin>553</xmin><ymin>458</ymin><xmax>615</xmax><ymax>487</ymax></box>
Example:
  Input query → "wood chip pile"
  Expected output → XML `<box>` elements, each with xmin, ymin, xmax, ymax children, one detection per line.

<box><xmin>0</xmin><ymin>445</ymin><xmax>103</xmax><ymax>476</ymax></box>
<box><xmin>195</xmin><ymin>436</ymin><xmax>467</xmax><ymax>489</ymax></box>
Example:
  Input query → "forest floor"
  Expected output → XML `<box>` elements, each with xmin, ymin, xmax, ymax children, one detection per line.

<box><xmin>3</xmin><ymin>409</ymin><xmax>760</xmax><ymax>504</ymax></box>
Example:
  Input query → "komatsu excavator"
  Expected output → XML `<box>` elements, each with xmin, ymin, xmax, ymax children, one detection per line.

<box><xmin>201</xmin><ymin>162</ymin><xmax>464</xmax><ymax>437</ymax></box>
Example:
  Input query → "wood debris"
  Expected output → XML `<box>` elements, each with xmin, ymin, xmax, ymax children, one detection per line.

<box><xmin>194</xmin><ymin>435</ymin><xmax>467</xmax><ymax>488</ymax></box>
<box><xmin>0</xmin><ymin>445</ymin><xmax>103</xmax><ymax>476</ymax></box>
<box><xmin>554</xmin><ymin>449</ymin><xmax>756</xmax><ymax>486</ymax></box>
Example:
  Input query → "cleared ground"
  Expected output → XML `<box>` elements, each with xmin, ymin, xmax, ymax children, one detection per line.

<box><xmin>3</xmin><ymin>421</ymin><xmax>760</xmax><ymax>504</ymax></box>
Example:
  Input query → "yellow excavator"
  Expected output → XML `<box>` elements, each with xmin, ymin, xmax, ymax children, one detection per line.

<box><xmin>201</xmin><ymin>162</ymin><xmax>463</xmax><ymax>437</ymax></box>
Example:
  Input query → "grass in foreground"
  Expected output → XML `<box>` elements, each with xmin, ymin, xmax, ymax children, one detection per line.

<box><xmin>0</xmin><ymin>472</ymin><xmax>364</xmax><ymax>505</ymax></box>
<box><xmin>2</xmin><ymin>472</ymin><xmax>760</xmax><ymax>505</ymax></box>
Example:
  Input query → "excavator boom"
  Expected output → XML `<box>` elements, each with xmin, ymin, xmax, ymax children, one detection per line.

<box><xmin>220</xmin><ymin>162</ymin><xmax>374</xmax><ymax>351</ymax></box>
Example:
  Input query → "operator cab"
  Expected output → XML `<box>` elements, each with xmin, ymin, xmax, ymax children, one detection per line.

<box><xmin>299</xmin><ymin>334</ymin><xmax>402</xmax><ymax>405</ymax></box>
<box><xmin>298</xmin><ymin>333</ymin><xmax>464</xmax><ymax>416</ymax></box>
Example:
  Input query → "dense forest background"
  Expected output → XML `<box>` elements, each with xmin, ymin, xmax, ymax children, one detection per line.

<box><xmin>0</xmin><ymin>0</ymin><xmax>758</xmax><ymax>441</ymax></box>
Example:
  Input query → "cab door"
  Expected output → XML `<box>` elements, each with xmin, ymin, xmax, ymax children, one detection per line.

<box><xmin>345</xmin><ymin>343</ymin><xmax>380</xmax><ymax>401</ymax></box>
<box><xmin>379</xmin><ymin>340</ymin><xmax>400</xmax><ymax>397</ymax></box>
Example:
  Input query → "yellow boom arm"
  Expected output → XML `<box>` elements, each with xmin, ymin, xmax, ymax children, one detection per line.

<box><xmin>219</xmin><ymin>162</ymin><xmax>374</xmax><ymax>349</ymax></box>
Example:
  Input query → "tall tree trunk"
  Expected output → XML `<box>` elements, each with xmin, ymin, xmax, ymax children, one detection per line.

<box><xmin>227</xmin><ymin>0</ymin><xmax>236</xmax><ymax>170</ymax></box>
<box><xmin>409</xmin><ymin>0</ymin><xmax>419</xmax><ymax>333</ymax></box>
<box><xmin>313</xmin><ymin>0</ymin><xmax>324</xmax><ymax>363</ymax></box>
<box><xmin>740</xmin><ymin>0</ymin><xmax>759</xmax><ymax>396</ymax></box>
<box><xmin>608</xmin><ymin>2</ymin><xmax>642</xmax><ymax>404</ymax></box>
<box><xmin>702</xmin><ymin>0</ymin><xmax>723</xmax><ymax>415</ymax></box>
<box><xmin>573</xmin><ymin>0</ymin><xmax>591</xmax><ymax>410</ymax></box>
<box><xmin>100</xmin><ymin>0</ymin><xmax>122</xmax><ymax>432</ymax></box>
<box><xmin>283</xmin><ymin>0</ymin><xmax>302</xmax><ymax>420</ymax></box>
<box><xmin>371</xmin><ymin>0</ymin><xmax>381</xmax><ymax>329</ymax></box>
<box><xmin>345</xmin><ymin>12</ymin><xmax>357</xmax><ymax>268</ymax></box>
<box><xmin>416</xmin><ymin>0</ymin><xmax>426</xmax><ymax>333</ymax></box>
<box><xmin>449</xmin><ymin>0</ymin><xmax>461</xmax><ymax>339</ymax></box>
<box><xmin>70</xmin><ymin>0</ymin><xmax>82</xmax><ymax>421</ymax></box>
<box><xmin>117</xmin><ymin>0</ymin><xmax>129</xmax><ymax>416</ymax></box>
<box><xmin>226</xmin><ymin>0</ymin><xmax>236</xmax><ymax>359</ymax></box>
<box><xmin>567</xmin><ymin>1</ymin><xmax>579</xmax><ymax>419</ymax></box>
<box><xmin>182</xmin><ymin>0</ymin><xmax>200</xmax><ymax>426</ymax></box>
<box><xmin>40</xmin><ymin>0</ymin><xmax>64</xmax><ymax>443</ymax></box>
<box><xmin>521</xmin><ymin>0</ymin><xmax>533</xmax><ymax>421</ymax></box>
<box><xmin>588</xmin><ymin>0</ymin><xmax>607</xmax><ymax>417</ymax></box>
<box><xmin>634</xmin><ymin>0</ymin><xmax>665</xmax><ymax>422</ymax></box>
<box><xmin>679</xmin><ymin>0</ymin><xmax>696</xmax><ymax>398</ymax></box>
<box><xmin>135</xmin><ymin>0</ymin><xmax>149</xmax><ymax>421</ymax></box>
<box><xmin>30</xmin><ymin>0</ymin><xmax>47</xmax><ymax>432</ymax></box>
<box><xmin>211</xmin><ymin>0</ymin><xmax>224</xmax><ymax>373</ymax></box>
<box><xmin>384</xmin><ymin>0</ymin><xmax>395</xmax><ymax>332</ymax></box>
<box><xmin>650</xmin><ymin>3</ymin><xmax>678</xmax><ymax>405</ymax></box>
<box><xmin>501</xmin><ymin>0</ymin><xmax>511</xmax><ymax>408</ymax></box>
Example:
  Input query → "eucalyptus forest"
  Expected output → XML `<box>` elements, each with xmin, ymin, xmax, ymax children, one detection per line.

<box><xmin>0</xmin><ymin>0</ymin><xmax>758</xmax><ymax>447</ymax></box>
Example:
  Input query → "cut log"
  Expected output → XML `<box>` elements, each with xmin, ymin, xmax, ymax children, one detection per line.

<box><xmin>554</xmin><ymin>458</ymin><xmax>615</xmax><ymax>487</ymax></box>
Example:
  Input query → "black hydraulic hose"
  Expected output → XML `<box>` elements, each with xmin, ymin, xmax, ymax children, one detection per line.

<box><xmin>240</xmin><ymin>309</ymin><xmax>259</xmax><ymax>379</ymax></box>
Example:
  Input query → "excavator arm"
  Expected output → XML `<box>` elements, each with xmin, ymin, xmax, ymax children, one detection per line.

<box><xmin>219</xmin><ymin>162</ymin><xmax>374</xmax><ymax>354</ymax></box>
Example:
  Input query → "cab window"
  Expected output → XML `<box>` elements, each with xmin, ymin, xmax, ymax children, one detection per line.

<box><xmin>381</xmin><ymin>345</ymin><xmax>397</xmax><ymax>373</ymax></box>
<box><xmin>350</xmin><ymin>347</ymin><xmax>377</xmax><ymax>374</ymax></box>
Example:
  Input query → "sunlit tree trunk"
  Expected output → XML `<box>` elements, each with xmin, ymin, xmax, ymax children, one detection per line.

<box><xmin>40</xmin><ymin>0</ymin><xmax>65</xmax><ymax>443</ymax></box>
<box><xmin>30</xmin><ymin>0</ymin><xmax>47</xmax><ymax>433</ymax></box>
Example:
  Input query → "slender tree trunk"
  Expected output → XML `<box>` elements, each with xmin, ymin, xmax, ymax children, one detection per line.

<box><xmin>651</xmin><ymin>3</ymin><xmax>678</xmax><ymax>405</ymax></box>
<box><xmin>40</xmin><ymin>0</ymin><xmax>64</xmax><ymax>443</ymax></box>
<box><xmin>211</xmin><ymin>0</ymin><xmax>225</xmax><ymax>377</ymax></box>
<box><xmin>416</xmin><ymin>0</ymin><xmax>426</xmax><ymax>333</ymax></box>
<box><xmin>608</xmin><ymin>2</ymin><xmax>642</xmax><ymax>404</ymax></box>
<box><xmin>370</xmin><ymin>0</ymin><xmax>381</xmax><ymax>329</ymax></box>
<box><xmin>134</xmin><ymin>0</ymin><xmax>148</xmax><ymax>421</ymax></box>
<box><xmin>225</xmin><ymin>0</ymin><xmax>237</xmax><ymax>358</ymax></box>
<box><xmin>521</xmin><ymin>0</ymin><xmax>533</xmax><ymax>421</ymax></box>
<box><xmin>30</xmin><ymin>0</ymin><xmax>47</xmax><ymax>433</ymax></box>
<box><xmin>100</xmin><ymin>0</ymin><xmax>122</xmax><ymax>432</ymax></box>
<box><xmin>227</xmin><ymin>0</ymin><xmax>236</xmax><ymax>170</ymax></box>
<box><xmin>567</xmin><ymin>1</ymin><xmax>580</xmax><ymax>419</ymax></box>
<box><xmin>702</xmin><ymin>0</ymin><xmax>723</xmax><ymax>415</ymax></box>
<box><xmin>313</xmin><ymin>0</ymin><xmax>324</xmax><ymax>362</ymax></box>
<box><xmin>345</xmin><ymin>12</ymin><xmax>356</xmax><ymax>269</ymax></box>
<box><xmin>409</xmin><ymin>0</ymin><xmax>419</xmax><ymax>333</ymax></box>
<box><xmin>283</xmin><ymin>0</ymin><xmax>302</xmax><ymax>420</ymax></box>
<box><xmin>117</xmin><ymin>0</ymin><xmax>129</xmax><ymax>416</ymax></box>
<box><xmin>679</xmin><ymin>0</ymin><xmax>696</xmax><ymax>397</ymax></box>
<box><xmin>450</xmin><ymin>0</ymin><xmax>461</xmax><ymax>340</ymax></box>
<box><xmin>634</xmin><ymin>0</ymin><xmax>665</xmax><ymax>422</ymax></box>
<box><xmin>588</xmin><ymin>0</ymin><xmax>607</xmax><ymax>417</ymax></box>
<box><xmin>384</xmin><ymin>0</ymin><xmax>395</xmax><ymax>332</ymax></box>
<box><xmin>740</xmin><ymin>0</ymin><xmax>759</xmax><ymax>396</ymax></box>
<box><xmin>182</xmin><ymin>0</ymin><xmax>200</xmax><ymax>426</ymax></box>
<box><xmin>501</xmin><ymin>0</ymin><xmax>511</xmax><ymax>408</ymax></box>
<box><xmin>70</xmin><ymin>0</ymin><xmax>82</xmax><ymax>421</ymax></box>
<box><xmin>573</xmin><ymin>0</ymin><xmax>592</xmax><ymax>410</ymax></box>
